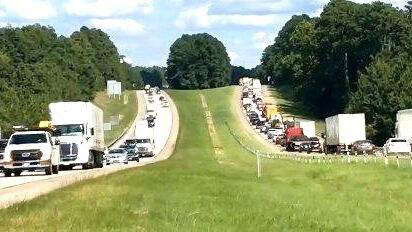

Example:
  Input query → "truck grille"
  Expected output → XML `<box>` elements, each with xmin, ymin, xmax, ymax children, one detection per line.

<box><xmin>11</xmin><ymin>150</ymin><xmax>42</xmax><ymax>161</ymax></box>
<box><xmin>60</xmin><ymin>143</ymin><xmax>78</xmax><ymax>161</ymax></box>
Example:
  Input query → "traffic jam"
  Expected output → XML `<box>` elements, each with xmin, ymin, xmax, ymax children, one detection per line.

<box><xmin>240</xmin><ymin>78</ymin><xmax>412</xmax><ymax>156</ymax></box>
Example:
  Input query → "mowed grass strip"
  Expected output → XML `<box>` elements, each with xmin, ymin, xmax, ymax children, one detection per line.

<box><xmin>1</xmin><ymin>87</ymin><xmax>412</xmax><ymax>231</ymax></box>
<box><xmin>93</xmin><ymin>90</ymin><xmax>138</xmax><ymax>146</ymax></box>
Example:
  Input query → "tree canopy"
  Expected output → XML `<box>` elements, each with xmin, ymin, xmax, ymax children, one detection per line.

<box><xmin>0</xmin><ymin>24</ymin><xmax>141</xmax><ymax>135</ymax></box>
<box><xmin>166</xmin><ymin>33</ymin><xmax>231</xmax><ymax>89</ymax></box>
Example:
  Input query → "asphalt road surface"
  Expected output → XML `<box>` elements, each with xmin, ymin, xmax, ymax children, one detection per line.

<box><xmin>0</xmin><ymin>90</ymin><xmax>178</xmax><ymax>208</ymax></box>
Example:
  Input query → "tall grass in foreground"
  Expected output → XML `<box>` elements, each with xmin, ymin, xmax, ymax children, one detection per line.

<box><xmin>0</xmin><ymin>87</ymin><xmax>412</xmax><ymax>231</ymax></box>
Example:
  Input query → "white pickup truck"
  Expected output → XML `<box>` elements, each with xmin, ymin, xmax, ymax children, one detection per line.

<box><xmin>1</xmin><ymin>130</ymin><xmax>60</xmax><ymax>177</ymax></box>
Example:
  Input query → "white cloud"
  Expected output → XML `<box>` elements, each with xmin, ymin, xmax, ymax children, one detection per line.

<box><xmin>65</xmin><ymin>0</ymin><xmax>153</xmax><ymax>17</ymax></box>
<box><xmin>89</xmin><ymin>18</ymin><xmax>145</xmax><ymax>35</ymax></box>
<box><xmin>175</xmin><ymin>4</ymin><xmax>292</xmax><ymax>29</ymax></box>
<box><xmin>121</xmin><ymin>56</ymin><xmax>134</xmax><ymax>64</ymax></box>
<box><xmin>228</xmin><ymin>51</ymin><xmax>240</xmax><ymax>63</ymax></box>
<box><xmin>309</xmin><ymin>7</ymin><xmax>324</xmax><ymax>17</ymax></box>
<box><xmin>252</xmin><ymin>31</ymin><xmax>275</xmax><ymax>50</ymax></box>
<box><xmin>0</xmin><ymin>0</ymin><xmax>56</xmax><ymax>20</ymax></box>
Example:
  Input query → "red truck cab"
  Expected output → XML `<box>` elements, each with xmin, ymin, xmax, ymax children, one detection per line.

<box><xmin>285</xmin><ymin>127</ymin><xmax>303</xmax><ymax>140</ymax></box>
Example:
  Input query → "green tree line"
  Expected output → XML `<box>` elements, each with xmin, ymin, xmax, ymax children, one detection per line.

<box><xmin>262</xmin><ymin>0</ymin><xmax>412</xmax><ymax>144</ymax></box>
<box><xmin>0</xmin><ymin>24</ymin><xmax>142</xmax><ymax>135</ymax></box>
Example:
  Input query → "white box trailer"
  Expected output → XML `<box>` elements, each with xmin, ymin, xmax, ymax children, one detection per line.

<box><xmin>325</xmin><ymin>113</ymin><xmax>366</xmax><ymax>153</ymax></box>
<box><xmin>239</xmin><ymin>77</ymin><xmax>252</xmax><ymax>86</ymax></box>
<box><xmin>49</xmin><ymin>102</ymin><xmax>105</xmax><ymax>169</ymax></box>
<box><xmin>296</xmin><ymin>120</ymin><xmax>316</xmax><ymax>138</ymax></box>
<box><xmin>396</xmin><ymin>109</ymin><xmax>412</xmax><ymax>144</ymax></box>
<box><xmin>252</xmin><ymin>79</ymin><xmax>262</xmax><ymax>95</ymax></box>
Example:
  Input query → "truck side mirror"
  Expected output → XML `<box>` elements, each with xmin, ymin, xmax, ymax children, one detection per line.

<box><xmin>91</xmin><ymin>128</ymin><xmax>95</xmax><ymax>136</ymax></box>
<box><xmin>55</xmin><ymin>140</ymin><xmax>60</xmax><ymax>145</ymax></box>
<box><xmin>321</xmin><ymin>133</ymin><xmax>325</xmax><ymax>139</ymax></box>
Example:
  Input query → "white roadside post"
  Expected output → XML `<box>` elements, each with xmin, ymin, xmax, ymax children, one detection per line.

<box><xmin>396</xmin><ymin>155</ymin><xmax>400</xmax><ymax>168</ymax></box>
<box><xmin>355</xmin><ymin>151</ymin><xmax>359</xmax><ymax>163</ymax></box>
<box><xmin>384</xmin><ymin>154</ymin><xmax>388</xmax><ymax>166</ymax></box>
<box><xmin>257</xmin><ymin>150</ymin><xmax>261</xmax><ymax>178</ymax></box>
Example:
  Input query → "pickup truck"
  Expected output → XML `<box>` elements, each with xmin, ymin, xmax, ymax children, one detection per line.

<box><xmin>1</xmin><ymin>130</ymin><xmax>60</xmax><ymax>176</ymax></box>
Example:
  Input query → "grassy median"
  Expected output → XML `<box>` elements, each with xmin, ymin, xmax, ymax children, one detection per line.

<box><xmin>1</xmin><ymin>87</ymin><xmax>412</xmax><ymax>231</ymax></box>
<box><xmin>93</xmin><ymin>90</ymin><xmax>138</xmax><ymax>146</ymax></box>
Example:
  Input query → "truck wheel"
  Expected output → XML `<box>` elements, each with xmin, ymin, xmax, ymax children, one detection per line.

<box><xmin>52</xmin><ymin>165</ymin><xmax>59</xmax><ymax>174</ymax></box>
<box><xmin>4</xmin><ymin>170</ymin><xmax>11</xmax><ymax>177</ymax></box>
<box><xmin>96</xmin><ymin>153</ymin><xmax>104</xmax><ymax>168</ymax></box>
<box><xmin>45</xmin><ymin>166</ymin><xmax>52</xmax><ymax>175</ymax></box>
<box><xmin>82</xmin><ymin>164</ymin><xmax>89</xmax><ymax>170</ymax></box>
<box><xmin>14</xmin><ymin>171</ymin><xmax>22</xmax><ymax>176</ymax></box>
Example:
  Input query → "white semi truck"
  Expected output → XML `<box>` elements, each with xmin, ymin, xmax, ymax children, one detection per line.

<box><xmin>49</xmin><ymin>102</ymin><xmax>105</xmax><ymax>169</ymax></box>
<box><xmin>395</xmin><ymin>109</ymin><xmax>412</xmax><ymax>144</ymax></box>
<box><xmin>325</xmin><ymin>114</ymin><xmax>366</xmax><ymax>154</ymax></box>
<box><xmin>135</xmin><ymin>120</ymin><xmax>155</xmax><ymax>157</ymax></box>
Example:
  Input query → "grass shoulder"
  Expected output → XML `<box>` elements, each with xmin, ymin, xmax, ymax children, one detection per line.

<box><xmin>93</xmin><ymin>90</ymin><xmax>138</xmax><ymax>146</ymax></box>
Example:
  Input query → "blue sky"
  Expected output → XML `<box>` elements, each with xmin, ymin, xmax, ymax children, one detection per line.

<box><xmin>0</xmin><ymin>0</ymin><xmax>407</xmax><ymax>68</ymax></box>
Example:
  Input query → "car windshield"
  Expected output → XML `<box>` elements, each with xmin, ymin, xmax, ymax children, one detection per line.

<box><xmin>10</xmin><ymin>134</ymin><xmax>47</xmax><ymax>144</ymax></box>
<box><xmin>392</xmin><ymin>139</ymin><xmax>407</xmax><ymax>143</ymax></box>
<box><xmin>109</xmin><ymin>149</ymin><xmax>125</xmax><ymax>154</ymax></box>
<box><xmin>136</xmin><ymin>139</ymin><xmax>151</xmax><ymax>143</ymax></box>
<box><xmin>55</xmin><ymin>124</ymin><xmax>84</xmax><ymax>136</ymax></box>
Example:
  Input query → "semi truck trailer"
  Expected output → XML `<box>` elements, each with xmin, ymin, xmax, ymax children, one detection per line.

<box><xmin>325</xmin><ymin>114</ymin><xmax>366</xmax><ymax>154</ymax></box>
<box><xmin>49</xmin><ymin>102</ymin><xmax>105</xmax><ymax>169</ymax></box>
<box><xmin>395</xmin><ymin>109</ymin><xmax>412</xmax><ymax>144</ymax></box>
<box><xmin>295</xmin><ymin>120</ymin><xmax>316</xmax><ymax>138</ymax></box>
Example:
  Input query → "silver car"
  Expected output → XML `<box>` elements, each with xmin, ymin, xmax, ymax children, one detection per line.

<box><xmin>106</xmin><ymin>148</ymin><xmax>128</xmax><ymax>165</ymax></box>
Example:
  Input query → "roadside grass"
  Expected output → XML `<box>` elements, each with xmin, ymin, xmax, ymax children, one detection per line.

<box><xmin>268</xmin><ymin>85</ymin><xmax>326</xmax><ymax>136</ymax></box>
<box><xmin>1</xmin><ymin>87</ymin><xmax>412</xmax><ymax>231</ymax></box>
<box><xmin>93</xmin><ymin>90</ymin><xmax>138</xmax><ymax>146</ymax></box>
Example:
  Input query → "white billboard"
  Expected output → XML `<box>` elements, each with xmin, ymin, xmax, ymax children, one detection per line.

<box><xmin>107</xmin><ymin>80</ymin><xmax>122</xmax><ymax>96</ymax></box>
